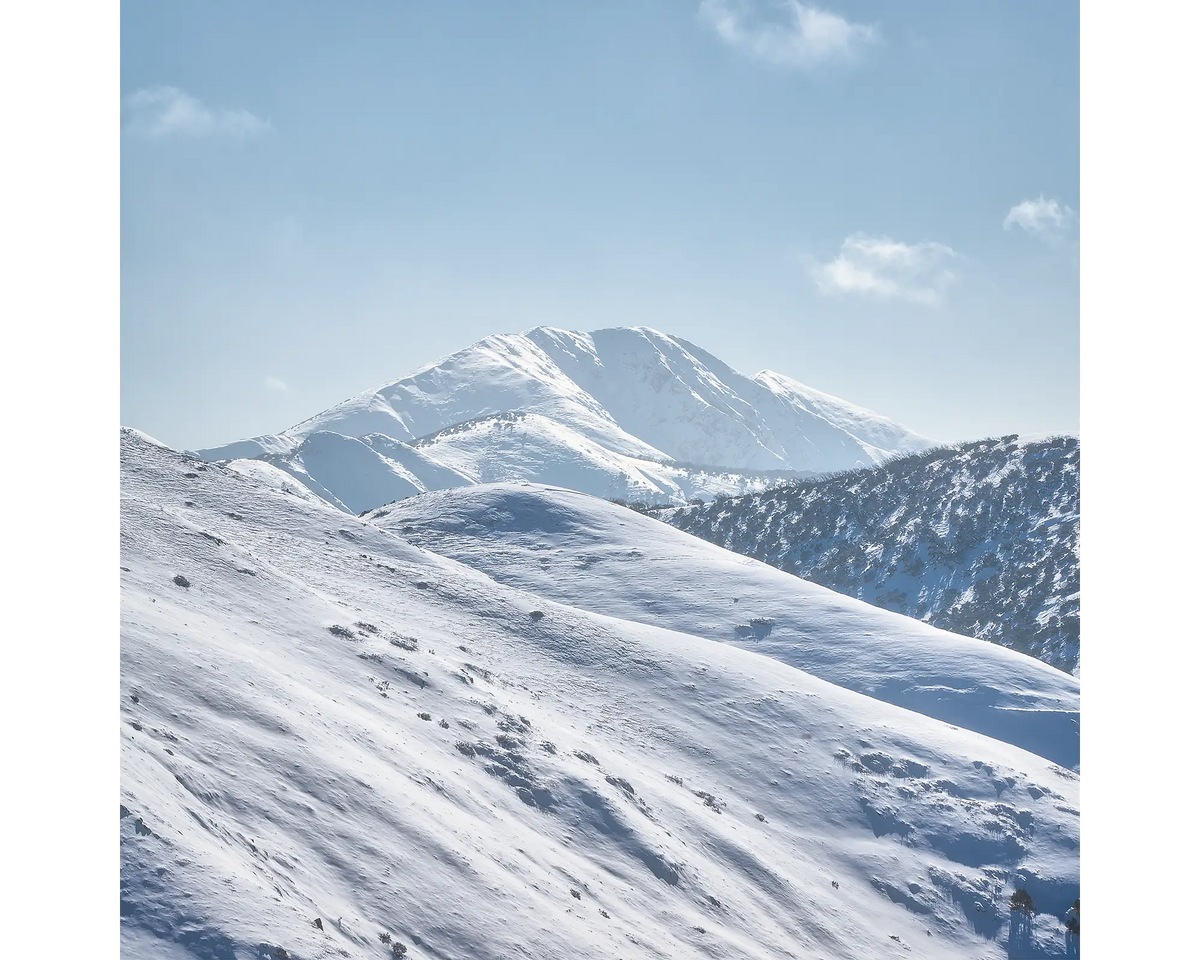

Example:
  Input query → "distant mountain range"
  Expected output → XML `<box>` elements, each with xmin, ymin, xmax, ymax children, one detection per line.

<box><xmin>196</xmin><ymin>327</ymin><xmax>931</xmax><ymax>509</ymax></box>
<box><xmin>664</xmin><ymin>437</ymin><xmax>1080</xmax><ymax>675</ymax></box>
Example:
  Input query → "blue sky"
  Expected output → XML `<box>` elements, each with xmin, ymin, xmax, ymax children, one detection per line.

<box><xmin>121</xmin><ymin>0</ymin><xmax>1078</xmax><ymax>450</ymax></box>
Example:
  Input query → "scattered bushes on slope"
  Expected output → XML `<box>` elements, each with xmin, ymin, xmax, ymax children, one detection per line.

<box><xmin>1010</xmin><ymin>888</ymin><xmax>1035</xmax><ymax>914</ymax></box>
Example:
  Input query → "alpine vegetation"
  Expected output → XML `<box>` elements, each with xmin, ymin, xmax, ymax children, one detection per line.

<box><xmin>666</xmin><ymin>436</ymin><xmax>1080</xmax><ymax>674</ymax></box>
<box><xmin>121</xmin><ymin>428</ymin><xmax>1079</xmax><ymax>958</ymax></box>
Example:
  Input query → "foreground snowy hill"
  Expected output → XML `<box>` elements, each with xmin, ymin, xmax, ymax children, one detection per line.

<box><xmin>122</xmin><ymin>429</ymin><xmax>1079</xmax><ymax>959</ymax></box>
<box><xmin>666</xmin><ymin>437</ymin><xmax>1080</xmax><ymax>675</ymax></box>
<box><xmin>373</xmin><ymin>484</ymin><xmax>1079</xmax><ymax>770</ymax></box>
<box><xmin>196</xmin><ymin>327</ymin><xmax>930</xmax><ymax>508</ymax></box>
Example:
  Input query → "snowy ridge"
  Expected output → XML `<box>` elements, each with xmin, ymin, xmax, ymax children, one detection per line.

<box><xmin>751</xmin><ymin>369</ymin><xmax>927</xmax><ymax>460</ymax></box>
<box><xmin>195</xmin><ymin>327</ymin><xmax>931</xmax><ymax>511</ymax></box>
<box><xmin>122</xmin><ymin>429</ymin><xmax>1079</xmax><ymax>959</ymax></box>
<box><xmin>371</xmin><ymin>483</ymin><xmax>1079</xmax><ymax>770</ymax></box>
<box><xmin>667</xmin><ymin>436</ymin><xmax>1080</xmax><ymax>674</ymax></box>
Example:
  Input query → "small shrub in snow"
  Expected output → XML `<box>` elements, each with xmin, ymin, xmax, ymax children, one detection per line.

<box><xmin>173</xmin><ymin>574</ymin><xmax>190</xmax><ymax>588</ymax></box>
<box><xmin>1065</xmin><ymin>897</ymin><xmax>1080</xmax><ymax>936</ymax></box>
<box><xmin>1010</xmin><ymin>888</ymin><xmax>1035</xmax><ymax>914</ymax></box>
<box><xmin>328</xmin><ymin>625</ymin><xmax>356</xmax><ymax>640</ymax></box>
<box><xmin>694</xmin><ymin>790</ymin><xmax>725</xmax><ymax>813</ymax></box>
<box><xmin>418</xmin><ymin>712</ymin><xmax>432</xmax><ymax>721</ymax></box>
<box><xmin>379</xmin><ymin>931</ymin><xmax>391</xmax><ymax>943</ymax></box>
<box><xmin>529</xmin><ymin>610</ymin><xmax>545</xmax><ymax>621</ymax></box>
<box><xmin>570</xmin><ymin>889</ymin><xmax>581</xmax><ymax>900</ymax></box>
<box><xmin>391</xmin><ymin>942</ymin><xmax>407</xmax><ymax>957</ymax></box>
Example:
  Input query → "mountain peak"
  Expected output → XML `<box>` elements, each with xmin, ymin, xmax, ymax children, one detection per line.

<box><xmin>197</xmin><ymin>327</ymin><xmax>932</xmax><ymax>513</ymax></box>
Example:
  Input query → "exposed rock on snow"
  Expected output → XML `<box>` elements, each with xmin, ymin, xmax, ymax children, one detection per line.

<box><xmin>122</xmin><ymin>428</ymin><xmax>1078</xmax><ymax>959</ymax></box>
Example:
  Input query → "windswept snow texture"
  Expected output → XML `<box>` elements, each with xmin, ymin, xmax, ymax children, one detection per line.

<box><xmin>122</xmin><ymin>429</ymin><xmax>1079</xmax><ymax>960</ymax></box>
<box><xmin>195</xmin><ymin>327</ymin><xmax>930</xmax><ymax>509</ymax></box>
<box><xmin>667</xmin><ymin>436</ymin><xmax>1081</xmax><ymax>675</ymax></box>
<box><xmin>373</xmin><ymin>484</ymin><xmax>1079</xmax><ymax>771</ymax></box>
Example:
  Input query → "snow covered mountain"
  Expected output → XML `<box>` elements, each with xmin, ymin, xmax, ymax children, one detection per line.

<box><xmin>122</xmin><ymin>429</ymin><xmax>1079</xmax><ymax>959</ymax></box>
<box><xmin>666</xmin><ymin>436</ymin><xmax>1081</xmax><ymax>675</ymax></box>
<box><xmin>196</xmin><ymin>327</ymin><xmax>931</xmax><ymax>509</ymax></box>
<box><xmin>372</xmin><ymin>483</ymin><xmax>1079</xmax><ymax>770</ymax></box>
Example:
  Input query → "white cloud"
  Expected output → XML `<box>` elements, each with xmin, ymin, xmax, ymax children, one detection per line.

<box><xmin>123</xmin><ymin>86</ymin><xmax>270</xmax><ymax>140</ymax></box>
<box><xmin>265</xmin><ymin>377</ymin><xmax>289</xmax><ymax>393</ymax></box>
<box><xmin>1004</xmin><ymin>197</ymin><xmax>1078</xmax><ymax>267</ymax></box>
<box><xmin>1003</xmin><ymin>196</ymin><xmax>1076</xmax><ymax>244</ymax></box>
<box><xmin>810</xmin><ymin>233</ymin><xmax>958</xmax><ymax>306</ymax></box>
<box><xmin>699</xmin><ymin>0</ymin><xmax>879</xmax><ymax>70</ymax></box>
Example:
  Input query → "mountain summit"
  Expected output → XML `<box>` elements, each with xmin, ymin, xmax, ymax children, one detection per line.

<box><xmin>198</xmin><ymin>327</ymin><xmax>931</xmax><ymax>510</ymax></box>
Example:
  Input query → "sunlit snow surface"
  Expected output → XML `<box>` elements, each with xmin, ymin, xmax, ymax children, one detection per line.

<box><xmin>373</xmin><ymin>484</ymin><xmax>1079</xmax><ymax>770</ymax></box>
<box><xmin>667</xmin><ymin>437</ymin><xmax>1081</xmax><ymax>675</ymax></box>
<box><xmin>122</xmin><ymin>430</ymin><xmax>1079</xmax><ymax>959</ymax></box>
<box><xmin>195</xmin><ymin>327</ymin><xmax>932</xmax><ymax>509</ymax></box>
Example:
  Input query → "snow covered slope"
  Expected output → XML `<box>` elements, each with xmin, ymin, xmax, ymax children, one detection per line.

<box><xmin>122</xmin><ymin>429</ymin><xmax>1079</xmax><ymax>959</ymax></box>
<box><xmin>524</xmin><ymin>327</ymin><xmax>930</xmax><ymax>470</ymax></box>
<box><xmin>195</xmin><ymin>327</ymin><xmax>931</xmax><ymax>510</ymax></box>
<box><xmin>407</xmin><ymin>411</ymin><xmax>793</xmax><ymax>504</ymax></box>
<box><xmin>239</xmin><ymin>431</ymin><xmax>478</xmax><ymax>515</ymax></box>
<box><xmin>667</xmin><ymin>437</ymin><xmax>1081</xmax><ymax>675</ymax></box>
<box><xmin>372</xmin><ymin>484</ymin><xmax>1080</xmax><ymax>771</ymax></box>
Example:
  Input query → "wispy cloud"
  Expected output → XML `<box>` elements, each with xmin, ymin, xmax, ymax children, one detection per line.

<box><xmin>699</xmin><ymin>0</ymin><xmax>879</xmax><ymax>70</ymax></box>
<box><xmin>265</xmin><ymin>377</ymin><xmax>289</xmax><ymax>393</ymax></box>
<box><xmin>809</xmin><ymin>234</ymin><xmax>958</xmax><ymax>306</ymax></box>
<box><xmin>1003</xmin><ymin>196</ymin><xmax>1077</xmax><ymax>246</ymax></box>
<box><xmin>1003</xmin><ymin>194</ymin><xmax>1080</xmax><ymax>267</ymax></box>
<box><xmin>123</xmin><ymin>86</ymin><xmax>270</xmax><ymax>140</ymax></box>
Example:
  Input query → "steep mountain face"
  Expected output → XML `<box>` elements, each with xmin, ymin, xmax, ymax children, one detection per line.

<box><xmin>196</xmin><ymin>327</ymin><xmax>931</xmax><ymax>510</ymax></box>
<box><xmin>522</xmin><ymin>327</ymin><xmax>929</xmax><ymax>470</ymax></box>
<box><xmin>666</xmin><ymin>437</ymin><xmax>1080</xmax><ymax>675</ymax></box>
<box><xmin>121</xmin><ymin>429</ymin><xmax>1080</xmax><ymax>959</ymax></box>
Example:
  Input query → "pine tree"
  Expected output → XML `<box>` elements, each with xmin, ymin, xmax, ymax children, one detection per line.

<box><xmin>1010</xmin><ymin>888</ymin><xmax>1035</xmax><ymax>914</ymax></box>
